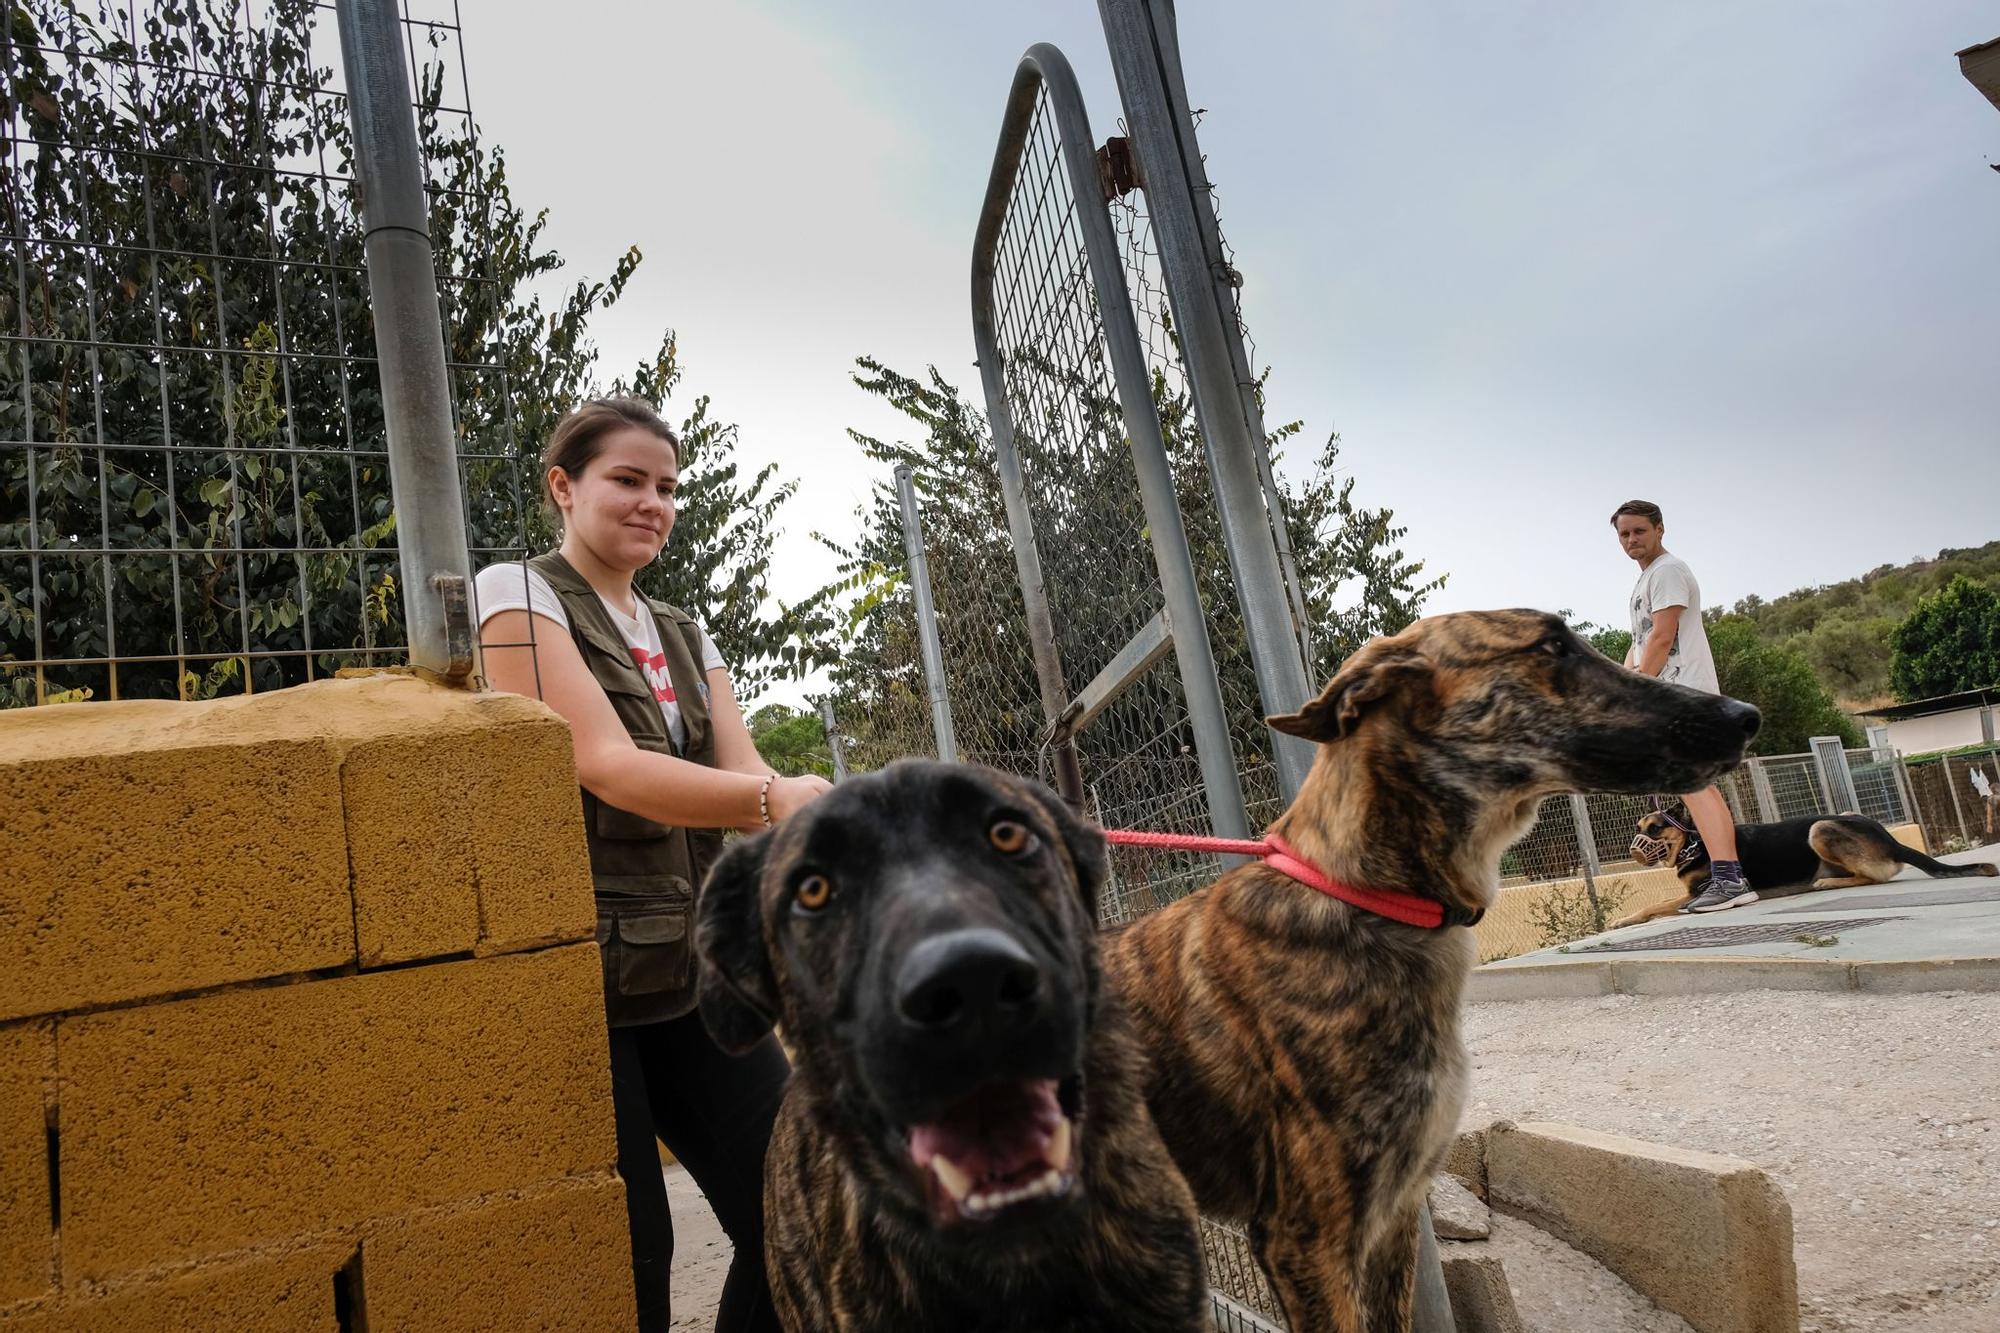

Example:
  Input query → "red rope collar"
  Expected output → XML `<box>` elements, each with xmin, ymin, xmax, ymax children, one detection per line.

<box><xmin>1101</xmin><ymin>828</ymin><xmax>1478</xmax><ymax>929</ymax></box>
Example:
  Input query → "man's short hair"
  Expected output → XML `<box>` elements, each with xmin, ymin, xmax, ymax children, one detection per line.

<box><xmin>1609</xmin><ymin>499</ymin><xmax>1663</xmax><ymax>528</ymax></box>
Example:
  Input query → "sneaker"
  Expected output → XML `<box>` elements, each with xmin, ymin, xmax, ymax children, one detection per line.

<box><xmin>1686</xmin><ymin>878</ymin><xmax>1759</xmax><ymax>913</ymax></box>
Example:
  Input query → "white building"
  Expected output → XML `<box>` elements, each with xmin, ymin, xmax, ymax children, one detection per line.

<box><xmin>1857</xmin><ymin>688</ymin><xmax>2000</xmax><ymax>757</ymax></box>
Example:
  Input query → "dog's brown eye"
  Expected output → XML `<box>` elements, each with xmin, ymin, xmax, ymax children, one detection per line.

<box><xmin>988</xmin><ymin>820</ymin><xmax>1035</xmax><ymax>855</ymax></box>
<box><xmin>794</xmin><ymin>874</ymin><xmax>833</xmax><ymax>912</ymax></box>
<box><xmin>1541</xmin><ymin>637</ymin><xmax>1570</xmax><ymax>659</ymax></box>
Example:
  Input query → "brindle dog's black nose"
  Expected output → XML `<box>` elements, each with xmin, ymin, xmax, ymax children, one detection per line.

<box><xmin>896</xmin><ymin>928</ymin><xmax>1044</xmax><ymax>1033</ymax></box>
<box><xmin>1720</xmin><ymin>697</ymin><xmax>1762</xmax><ymax>740</ymax></box>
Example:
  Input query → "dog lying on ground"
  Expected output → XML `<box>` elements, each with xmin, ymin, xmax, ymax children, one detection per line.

<box><xmin>695</xmin><ymin>761</ymin><xmax>1207</xmax><ymax>1333</ymax></box>
<box><xmin>1103</xmin><ymin>609</ymin><xmax>1760</xmax><ymax>1332</ymax></box>
<box><xmin>1611</xmin><ymin>804</ymin><xmax>2000</xmax><ymax>926</ymax></box>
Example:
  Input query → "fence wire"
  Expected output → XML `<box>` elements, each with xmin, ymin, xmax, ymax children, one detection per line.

<box><xmin>1472</xmin><ymin>747</ymin><xmax>1940</xmax><ymax>963</ymax></box>
<box><xmin>1</xmin><ymin>0</ymin><xmax>525</xmax><ymax>707</ymax></box>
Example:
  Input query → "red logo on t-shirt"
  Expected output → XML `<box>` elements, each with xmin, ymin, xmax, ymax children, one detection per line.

<box><xmin>630</xmin><ymin>646</ymin><xmax>676</xmax><ymax>703</ymax></box>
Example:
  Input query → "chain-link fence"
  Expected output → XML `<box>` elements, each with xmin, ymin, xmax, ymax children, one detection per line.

<box><xmin>1471</xmin><ymin>746</ymin><xmax>1943</xmax><ymax>962</ymax></box>
<box><xmin>1</xmin><ymin>0</ymin><xmax>526</xmax><ymax>707</ymax></box>
<box><xmin>1905</xmin><ymin>746</ymin><xmax>2000</xmax><ymax>851</ymax></box>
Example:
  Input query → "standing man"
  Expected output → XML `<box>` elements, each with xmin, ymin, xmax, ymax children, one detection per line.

<box><xmin>1612</xmin><ymin>500</ymin><xmax>1758</xmax><ymax>912</ymax></box>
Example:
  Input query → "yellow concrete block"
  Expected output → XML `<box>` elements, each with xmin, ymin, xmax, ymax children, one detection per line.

<box><xmin>59</xmin><ymin>945</ymin><xmax>618</xmax><ymax>1281</ymax></box>
<box><xmin>0</xmin><ymin>707</ymin><xmax>352</xmax><ymax>1022</ymax></box>
<box><xmin>361</xmin><ymin>1177</ymin><xmax>636</xmax><ymax>1332</ymax></box>
<box><xmin>335</xmin><ymin>679</ymin><xmax>591</xmax><ymax>965</ymax></box>
<box><xmin>0</xmin><ymin>1022</ymin><xmax>53</xmax><ymax>1306</ymax></box>
<box><xmin>0</xmin><ymin>1244</ymin><xmax>345</xmax><ymax>1332</ymax></box>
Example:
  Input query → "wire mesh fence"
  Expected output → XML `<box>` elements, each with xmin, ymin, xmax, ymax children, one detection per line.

<box><xmin>1904</xmin><ymin>746</ymin><xmax>2000</xmax><ymax>851</ymax></box>
<box><xmin>1</xmin><ymin>0</ymin><xmax>527</xmax><ymax>708</ymax></box>
<box><xmin>1470</xmin><ymin>747</ymin><xmax>1933</xmax><ymax>962</ymax></box>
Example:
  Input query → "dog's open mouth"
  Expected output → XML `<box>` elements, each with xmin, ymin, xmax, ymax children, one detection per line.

<box><xmin>906</xmin><ymin>1075</ymin><xmax>1080</xmax><ymax>1223</ymax></box>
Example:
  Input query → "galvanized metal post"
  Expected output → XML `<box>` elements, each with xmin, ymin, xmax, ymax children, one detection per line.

<box><xmin>1097</xmin><ymin>0</ymin><xmax>1315</xmax><ymax>800</ymax></box>
<box><xmin>820</xmin><ymin>698</ymin><xmax>850</xmax><ymax>783</ymax></box>
<box><xmin>1889</xmin><ymin>750</ymin><xmax>1918</xmax><ymax>829</ymax></box>
<box><xmin>1569</xmin><ymin>792</ymin><xmax>1605</xmax><ymax>928</ymax></box>
<box><xmin>1944</xmin><ymin>757</ymin><xmax>1970</xmax><ymax>843</ymax></box>
<box><xmin>335</xmin><ymin>0</ymin><xmax>477</xmax><ymax>685</ymax></box>
<box><xmin>895</xmin><ymin>465</ymin><xmax>958</xmax><ymax>763</ymax></box>
<box><xmin>971</xmin><ymin>45</ymin><xmax>1248</xmax><ymax>839</ymax></box>
<box><xmin>1747</xmin><ymin>759</ymin><xmax>1781</xmax><ymax>824</ymax></box>
<box><xmin>1138</xmin><ymin>0</ymin><xmax>1314</xmax><ymax>672</ymax></box>
<box><xmin>1811</xmin><ymin>737</ymin><xmax>1861</xmax><ymax>815</ymax></box>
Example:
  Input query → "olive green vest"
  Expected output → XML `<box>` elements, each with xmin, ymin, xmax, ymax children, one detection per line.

<box><xmin>527</xmin><ymin>551</ymin><xmax>722</xmax><ymax>1026</ymax></box>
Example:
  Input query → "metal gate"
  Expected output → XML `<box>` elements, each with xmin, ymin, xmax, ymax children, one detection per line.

<box><xmin>970</xmin><ymin>43</ymin><xmax>1251</xmax><ymax>920</ymax></box>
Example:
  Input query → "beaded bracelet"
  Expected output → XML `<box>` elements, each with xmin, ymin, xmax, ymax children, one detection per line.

<box><xmin>758</xmin><ymin>774</ymin><xmax>777</xmax><ymax>827</ymax></box>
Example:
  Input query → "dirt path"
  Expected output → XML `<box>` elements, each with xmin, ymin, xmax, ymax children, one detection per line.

<box><xmin>1463</xmin><ymin>990</ymin><xmax>2000</xmax><ymax>1332</ymax></box>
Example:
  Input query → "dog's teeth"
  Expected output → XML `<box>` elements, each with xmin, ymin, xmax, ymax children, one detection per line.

<box><xmin>931</xmin><ymin>1156</ymin><xmax>973</xmax><ymax>1202</ymax></box>
<box><xmin>1046</xmin><ymin>1117</ymin><xmax>1073</xmax><ymax>1174</ymax></box>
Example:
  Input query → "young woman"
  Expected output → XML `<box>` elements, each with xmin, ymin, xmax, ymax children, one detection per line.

<box><xmin>477</xmin><ymin>397</ymin><xmax>827</xmax><ymax>1333</ymax></box>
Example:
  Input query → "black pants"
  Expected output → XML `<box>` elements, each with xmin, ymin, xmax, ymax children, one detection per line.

<box><xmin>608</xmin><ymin>1011</ymin><xmax>789</xmax><ymax>1333</ymax></box>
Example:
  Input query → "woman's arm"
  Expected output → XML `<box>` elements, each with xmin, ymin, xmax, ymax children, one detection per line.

<box><xmin>483</xmin><ymin>608</ymin><xmax>796</xmax><ymax>831</ymax></box>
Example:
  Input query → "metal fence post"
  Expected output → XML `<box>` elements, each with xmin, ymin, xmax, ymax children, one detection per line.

<box><xmin>1944</xmin><ymin>760</ymin><xmax>1970</xmax><ymax>844</ymax></box>
<box><xmin>335</xmin><ymin>0</ymin><xmax>477</xmax><ymax>685</ymax></box>
<box><xmin>1890</xmin><ymin>751</ymin><xmax>1919</xmax><ymax>832</ymax></box>
<box><xmin>1747</xmin><ymin>758</ymin><xmax>1781</xmax><ymax>824</ymax></box>
<box><xmin>820</xmin><ymin>698</ymin><xmax>850</xmax><ymax>782</ymax></box>
<box><xmin>895</xmin><ymin>465</ymin><xmax>958</xmax><ymax>763</ymax></box>
<box><xmin>1096</xmin><ymin>0</ymin><xmax>1315</xmax><ymax>800</ymax></box>
<box><xmin>971</xmin><ymin>45</ymin><xmax>1248</xmax><ymax>838</ymax></box>
<box><xmin>1569</xmin><ymin>792</ymin><xmax>1605</xmax><ymax>928</ymax></box>
<box><xmin>1131</xmin><ymin>0</ymin><xmax>1314</xmax><ymax>673</ymax></box>
<box><xmin>1810</xmin><ymin>737</ymin><xmax>1861</xmax><ymax>814</ymax></box>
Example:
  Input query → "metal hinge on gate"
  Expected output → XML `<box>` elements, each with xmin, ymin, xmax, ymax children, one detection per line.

<box><xmin>1097</xmin><ymin>136</ymin><xmax>1141</xmax><ymax>200</ymax></box>
<box><xmin>431</xmin><ymin>572</ymin><xmax>477</xmax><ymax>687</ymax></box>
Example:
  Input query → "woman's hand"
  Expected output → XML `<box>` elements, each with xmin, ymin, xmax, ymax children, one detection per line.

<box><xmin>766</xmin><ymin>774</ymin><xmax>834</xmax><ymax>825</ymax></box>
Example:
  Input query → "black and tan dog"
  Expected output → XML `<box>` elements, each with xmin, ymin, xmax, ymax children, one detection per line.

<box><xmin>696</xmin><ymin>761</ymin><xmax>1208</xmax><ymax>1333</ymax></box>
<box><xmin>1104</xmin><ymin>609</ymin><xmax>1761</xmax><ymax>1333</ymax></box>
<box><xmin>1612</xmin><ymin>803</ymin><xmax>1999</xmax><ymax>926</ymax></box>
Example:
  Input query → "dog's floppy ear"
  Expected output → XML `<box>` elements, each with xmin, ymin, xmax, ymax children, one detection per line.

<box><xmin>1018</xmin><ymin>779</ymin><xmax>1108</xmax><ymax>920</ymax></box>
<box><xmin>1267</xmin><ymin>644</ymin><xmax>1434</xmax><ymax>742</ymax></box>
<box><xmin>695</xmin><ymin>832</ymin><xmax>780</xmax><ymax>1055</ymax></box>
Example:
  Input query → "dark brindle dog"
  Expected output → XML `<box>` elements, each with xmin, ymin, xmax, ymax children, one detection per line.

<box><xmin>696</xmin><ymin>761</ymin><xmax>1207</xmax><ymax>1333</ymax></box>
<box><xmin>1105</xmin><ymin>609</ymin><xmax>1761</xmax><ymax>1333</ymax></box>
<box><xmin>1612</xmin><ymin>803</ymin><xmax>1999</xmax><ymax>926</ymax></box>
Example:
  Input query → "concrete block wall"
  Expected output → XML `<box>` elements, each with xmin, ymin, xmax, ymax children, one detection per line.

<box><xmin>0</xmin><ymin>675</ymin><xmax>635</xmax><ymax>1330</ymax></box>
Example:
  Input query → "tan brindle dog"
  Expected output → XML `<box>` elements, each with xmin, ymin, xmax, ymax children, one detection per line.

<box><xmin>1106</xmin><ymin>609</ymin><xmax>1761</xmax><ymax>1332</ymax></box>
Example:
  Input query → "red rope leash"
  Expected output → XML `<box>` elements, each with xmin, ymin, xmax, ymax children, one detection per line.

<box><xmin>1101</xmin><ymin>827</ymin><xmax>1458</xmax><ymax>930</ymax></box>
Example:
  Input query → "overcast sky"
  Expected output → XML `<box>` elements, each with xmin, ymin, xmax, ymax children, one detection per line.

<box><xmin>468</xmin><ymin>0</ymin><xmax>1999</xmax><ymax>697</ymax></box>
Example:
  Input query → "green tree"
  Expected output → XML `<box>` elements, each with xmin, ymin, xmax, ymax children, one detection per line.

<box><xmin>747</xmin><ymin>703</ymin><xmax>835</xmax><ymax>778</ymax></box>
<box><xmin>1889</xmin><ymin>575</ymin><xmax>2000</xmax><ymax>702</ymax></box>
<box><xmin>1707</xmin><ymin>617</ymin><xmax>1860</xmax><ymax>754</ymax></box>
<box><xmin>1717</xmin><ymin>541</ymin><xmax>2000</xmax><ymax>707</ymax></box>
<box><xmin>0</xmin><ymin>0</ymin><xmax>830</xmax><ymax>706</ymax></box>
<box><xmin>819</xmin><ymin>356</ymin><xmax>1444</xmax><ymax>803</ymax></box>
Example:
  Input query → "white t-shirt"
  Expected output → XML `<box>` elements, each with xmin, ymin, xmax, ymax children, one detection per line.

<box><xmin>1628</xmin><ymin>552</ymin><xmax>1719</xmax><ymax>695</ymax></box>
<box><xmin>474</xmin><ymin>561</ymin><xmax>725</xmax><ymax>751</ymax></box>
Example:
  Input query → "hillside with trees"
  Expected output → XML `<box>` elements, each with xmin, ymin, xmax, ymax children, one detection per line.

<box><xmin>1716</xmin><ymin>541</ymin><xmax>2000</xmax><ymax>708</ymax></box>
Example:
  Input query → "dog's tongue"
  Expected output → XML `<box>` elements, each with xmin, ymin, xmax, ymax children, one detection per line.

<box><xmin>908</xmin><ymin>1077</ymin><xmax>1064</xmax><ymax>1186</ymax></box>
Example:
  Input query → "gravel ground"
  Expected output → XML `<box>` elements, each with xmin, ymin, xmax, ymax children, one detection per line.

<box><xmin>1464</xmin><ymin>989</ymin><xmax>2000</xmax><ymax>1332</ymax></box>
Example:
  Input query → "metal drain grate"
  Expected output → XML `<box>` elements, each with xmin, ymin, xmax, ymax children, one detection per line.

<box><xmin>1821</xmin><ymin>883</ymin><xmax>2000</xmax><ymax>911</ymax></box>
<box><xmin>1577</xmin><ymin>916</ymin><xmax>1909</xmax><ymax>952</ymax></box>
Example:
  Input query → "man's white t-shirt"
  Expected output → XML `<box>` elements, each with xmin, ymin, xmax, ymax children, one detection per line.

<box><xmin>1628</xmin><ymin>552</ymin><xmax>1719</xmax><ymax>695</ymax></box>
<box><xmin>474</xmin><ymin>562</ymin><xmax>725</xmax><ymax>751</ymax></box>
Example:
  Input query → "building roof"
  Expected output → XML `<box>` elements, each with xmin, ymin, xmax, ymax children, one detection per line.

<box><xmin>1963</xmin><ymin>36</ymin><xmax>2000</xmax><ymax>114</ymax></box>
<box><xmin>1856</xmin><ymin>686</ymin><xmax>2000</xmax><ymax>721</ymax></box>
